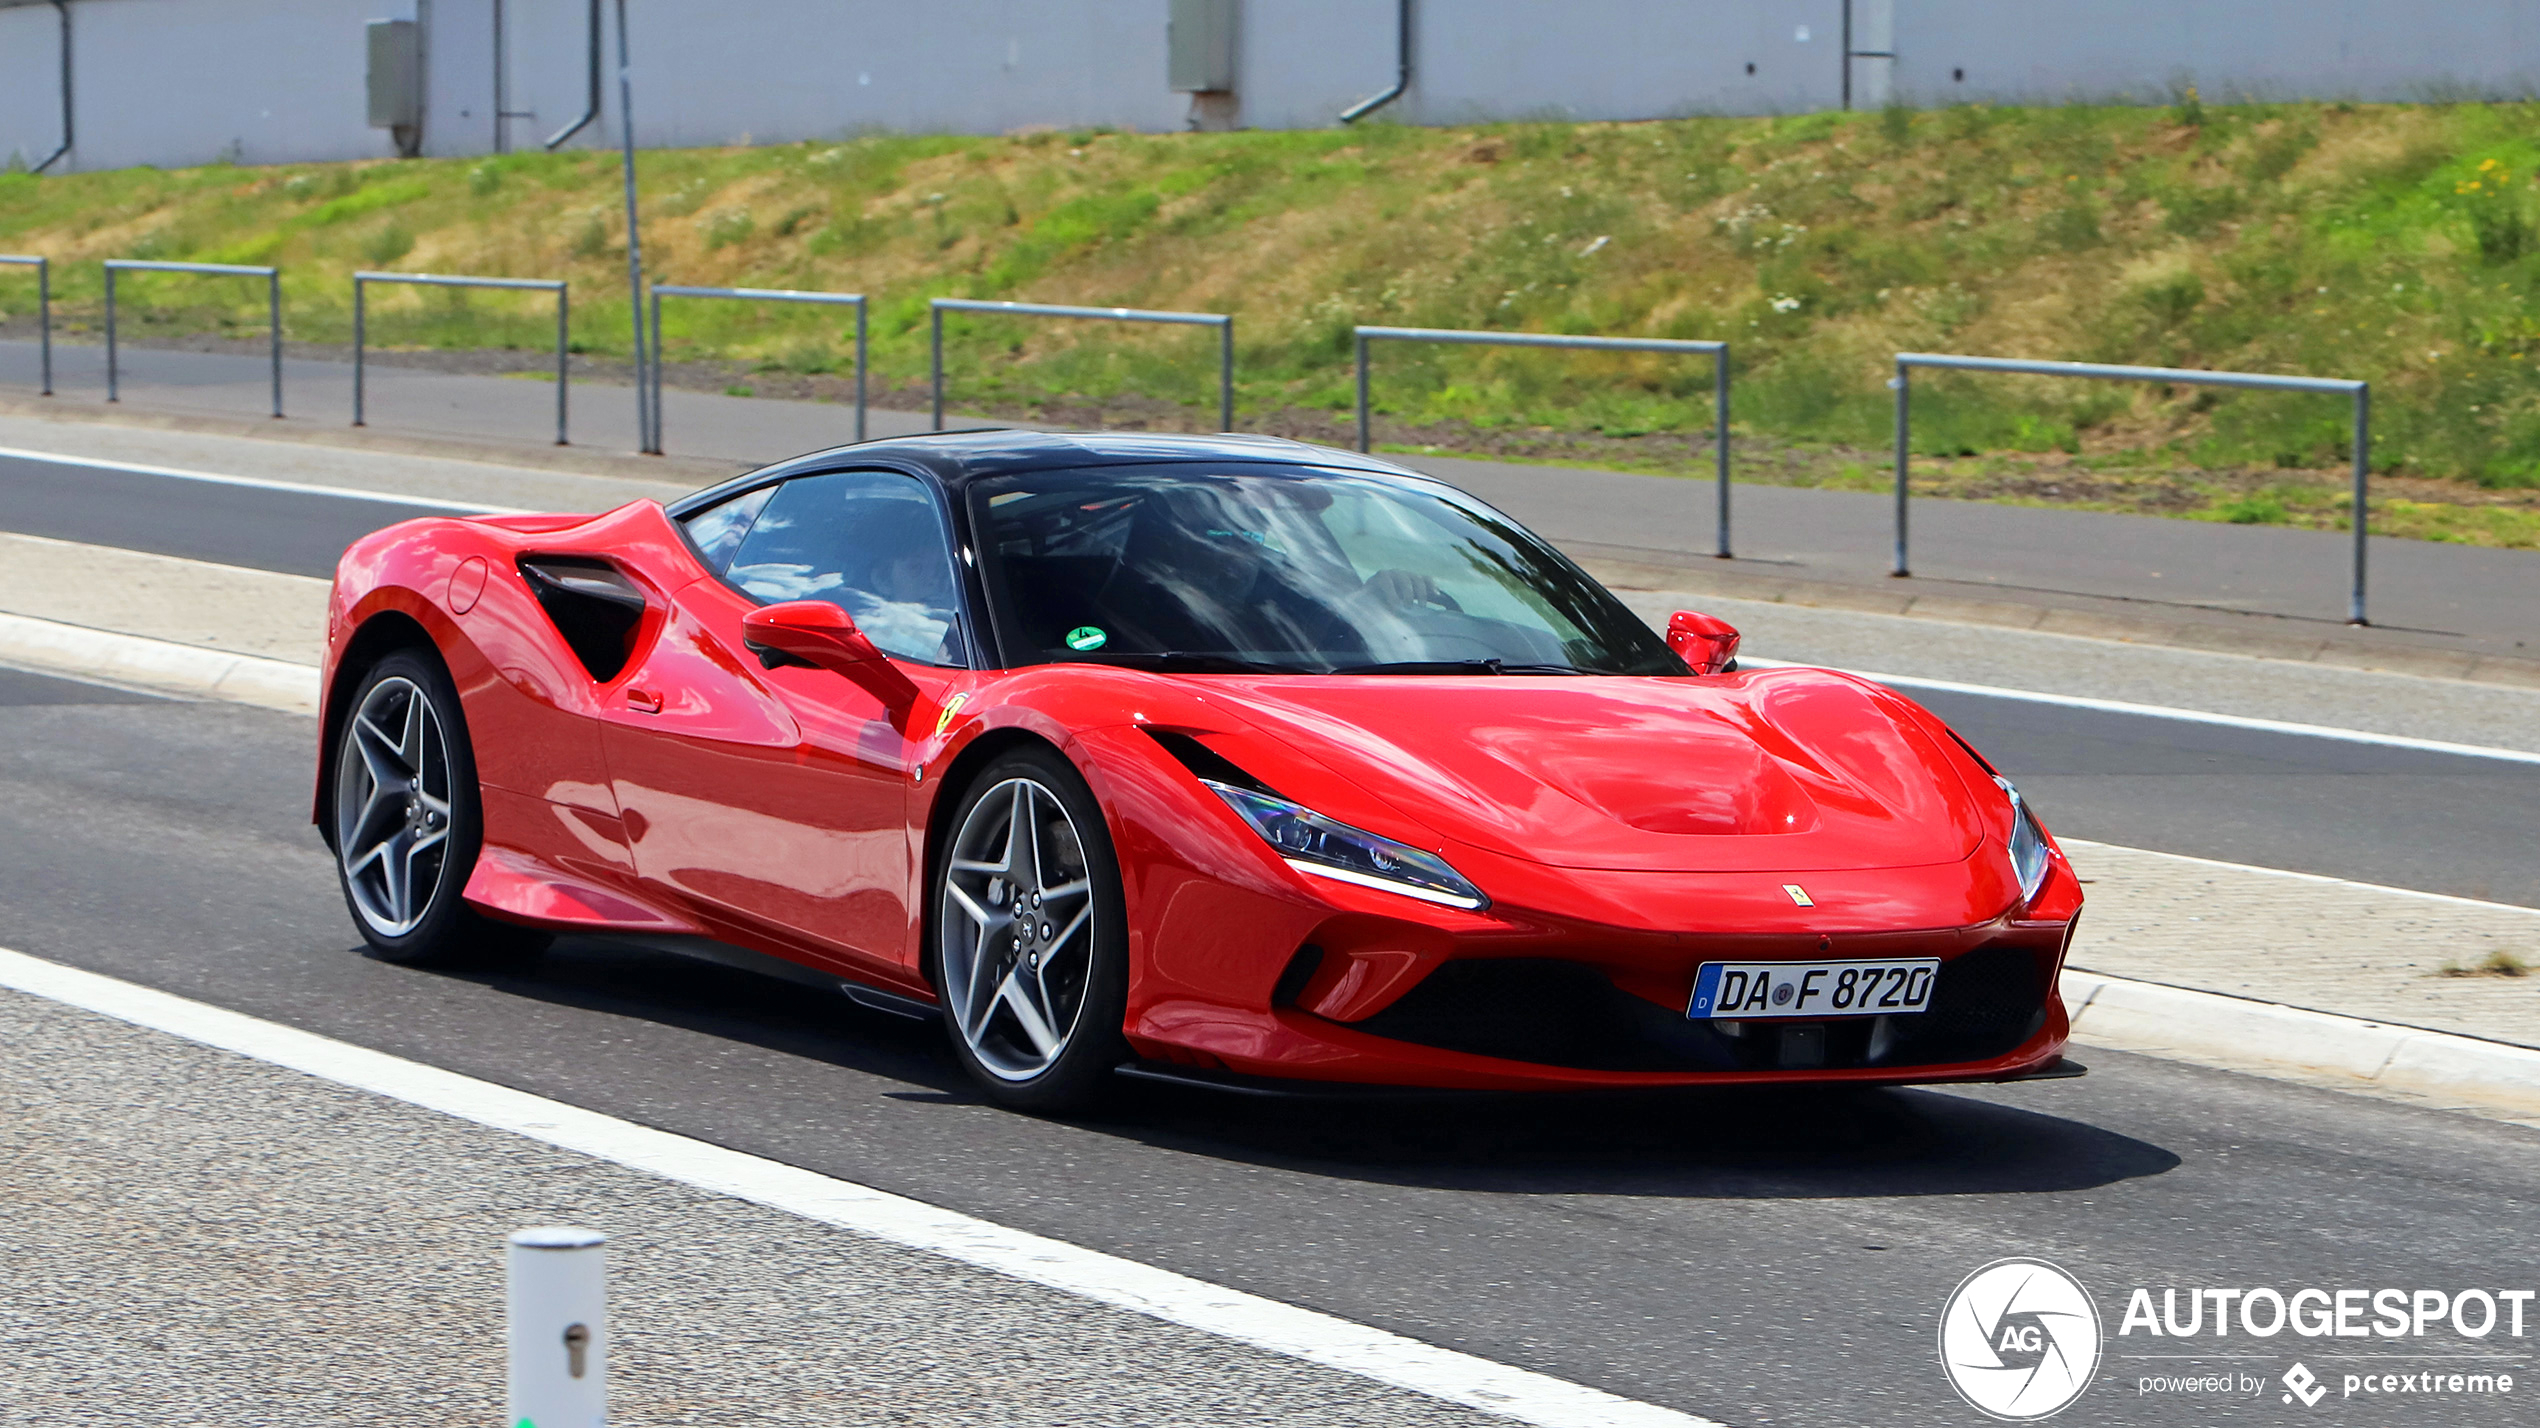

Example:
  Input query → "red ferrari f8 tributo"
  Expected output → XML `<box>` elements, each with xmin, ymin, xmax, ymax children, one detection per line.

<box><xmin>317</xmin><ymin>431</ymin><xmax>2082</xmax><ymax>1109</ymax></box>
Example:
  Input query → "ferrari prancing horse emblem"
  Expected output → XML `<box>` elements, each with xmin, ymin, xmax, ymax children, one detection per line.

<box><xmin>1783</xmin><ymin>884</ymin><xmax>1814</xmax><ymax>907</ymax></box>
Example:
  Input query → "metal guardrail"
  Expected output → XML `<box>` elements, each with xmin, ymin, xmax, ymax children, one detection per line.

<box><xmin>930</xmin><ymin>298</ymin><xmax>1234</xmax><ymax>434</ymax></box>
<box><xmin>104</xmin><ymin>259</ymin><xmax>283</xmax><ymax>419</ymax></box>
<box><xmin>1894</xmin><ymin>352</ymin><xmax>2372</xmax><ymax>624</ymax></box>
<box><xmin>0</xmin><ymin>256</ymin><xmax>51</xmax><ymax>396</ymax></box>
<box><xmin>1355</xmin><ymin>326</ymin><xmax>1735</xmax><ymax>558</ymax></box>
<box><xmin>647</xmin><ymin>284</ymin><xmax>865</xmax><ymax>454</ymax></box>
<box><xmin>354</xmin><ymin>271</ymin><xmax>569</xmax><ymax>445</ymax></box>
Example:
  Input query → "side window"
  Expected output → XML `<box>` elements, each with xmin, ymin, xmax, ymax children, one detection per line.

<box><xmin>725</xmin><ymin>470</ymin><xmax>967</xmax><ymax>667</ymax></box>
<box><xmin>679</xmin><ymin>485</ymin><xmax>775</xmax><ymax>577</ymax></box>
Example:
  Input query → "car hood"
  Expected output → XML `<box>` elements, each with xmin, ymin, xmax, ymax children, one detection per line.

<box><xmin>1194</xmin><ymin>668</ymin><xmax>1992</xmax><ymax>874</ymax></box>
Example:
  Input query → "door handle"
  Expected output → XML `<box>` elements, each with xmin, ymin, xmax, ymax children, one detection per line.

<box><xmin>624</xmin><ymin>687</ymin><xmax>663</xmax><ymax>714</ymax></box>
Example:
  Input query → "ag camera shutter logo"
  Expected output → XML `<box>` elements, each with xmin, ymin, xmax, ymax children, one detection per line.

<box><xmin>1939</xmin><ymin>1258</ymin><xmax>2104</xmax><ymax>1420</ymax></box>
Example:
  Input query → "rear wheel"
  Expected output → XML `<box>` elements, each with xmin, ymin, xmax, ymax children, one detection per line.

<box><xmin>932</xmin><ymin>748</ymin><xmax>1129</xmax><ymax>1112</ymax></box>
<box><xmin>330</xmin><ymin>649</ymin><xmax>546</xmax><ymax>967</ymax></box>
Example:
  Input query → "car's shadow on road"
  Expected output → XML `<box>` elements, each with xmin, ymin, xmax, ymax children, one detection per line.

<box><xmin>457</xmin><ymin>937</ymin><xmax>2179</xmax><ymax>1201</ymax></box>
<box><xmin>1097</xmin><ymin>1077</ymin><xmax>2180</xmax><ymax>1199</ymax></box>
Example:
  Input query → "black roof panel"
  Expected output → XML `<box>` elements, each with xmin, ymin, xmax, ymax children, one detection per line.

<box><xmin>668</xmin><ymin>429</ymin><xmax>1426</xmax><ymax>514</ymax></box>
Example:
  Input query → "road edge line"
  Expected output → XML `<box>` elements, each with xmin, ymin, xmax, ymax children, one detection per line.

<box><xmin>0</xmin><ymin>945</ymin><xmax>1725</xmax><ymax>1428</ymax></box>
<box><xmin>0</xmin><ymin>611</ymin><xmax>318</xmax><ymax>715</ymax></box>
<box><xmin>1737</xmin><ymin>656</ymin><xmax>2540</xmax><ymax>766</ymax></box>
<box><xmin>2062</xmin><ymin>968</ymin><xmax>2540</xmax><ymax>1118</ymax></box>
<box><xmin>0</xmin><ymin>442</ymin><xmax>527</xmax><ymax>513</ymax></box>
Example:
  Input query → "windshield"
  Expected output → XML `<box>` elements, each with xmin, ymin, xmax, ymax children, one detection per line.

<box><xmin>969</xmin><ymin>463</ymin><xmax>1681</xmax><ymax>675</ymax></box>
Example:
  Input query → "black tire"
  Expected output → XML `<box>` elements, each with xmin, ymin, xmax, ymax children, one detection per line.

<box><xmin>929</xmin><ymin>746</ymin><xmax>1130</xmax><ymax>1113</ymax></box>
<box><xmin>329</xmin><ymin>648</ymin><xmax>548</xmax><ymax>969</ymax></box>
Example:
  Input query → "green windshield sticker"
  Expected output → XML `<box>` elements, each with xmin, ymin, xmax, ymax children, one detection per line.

<box><xmin>1064</xmin><ymin>626</ymin><xmax>1109</xmax><ymax>652</ymax></box>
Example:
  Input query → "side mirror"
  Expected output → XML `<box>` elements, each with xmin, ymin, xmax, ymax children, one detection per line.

<box><xmin>741</xmin><ymin>600</ymin><xmax>916</xmax><ymax>704</ymax></box>
<box><xmin>1667</xmin><ymin>609</ymin><xmax>1741</xmax><ymax>675</ymax></box>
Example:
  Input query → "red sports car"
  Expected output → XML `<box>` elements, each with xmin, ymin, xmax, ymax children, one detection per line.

<box><xmin>317</xmin><ymin>431</ymin><xmax>2082</xmax><ymax>1110</ymax></box>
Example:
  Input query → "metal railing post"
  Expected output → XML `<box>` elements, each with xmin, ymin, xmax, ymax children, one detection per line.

<box><xmin>2352</xmin><ymin>384</ymin><xmax>2371</xmax><ymax>626</ymax></box>
<box><xmin>352</xmin><ymin>275</ymin><xmax>368</xmax><ymax>425</ymax></box>
<box><xmin>103</xmin><ymin>263</ymin><xmax>117</xmax><ymax>401</ymax></box>
<box><xmin>929</xmin><ymin>298</ymin><xmax>1235</xmax><ymax>434</ymax></box>
<box><xmin>854</xmin><ymin>299</ymin><xmax>868</xmax><ymax>441</ymax></box>
<box><xmin>555</xmin><ymin>281</ymin><xmax>570</xmax><ymax>446</ymax></box>
<box><xmin>1219</xmin><ymin>317</ymin><xmax>1235</xmax><ymax>432</ymax></box>
<box><xmin>646</xmin><ymin>284</ymin><xmax>662</xmax><ymax>453</ymax></box>
<box><xmin>1891</xmin><ymin>359</ymin><xmax>1910</xmax><ymax>577</ymax></box>
<box><xmin>0</xmin><ymin>257</ymin><xmax>50</xmax><ymax>395</ymax></box>
<box><xmin>1713</xmin><ymin>347</ymin><xmax>1731</xmax><ymax>558</ymax></box>
<box><xmin>1353</xmin><ymin>325</ymin><xmax>1732</xmax><ymax>555</ymax></box>
<box><xmin>266</xmin><ymin>268</ymin><xmax>283</xmax><ymax>418</ymax></box>
<box><xmin>1892</xmin><ymin>351</ymin><xmax>2370</xmax><ymax>621</ymax></box>
<box><xmin>1354</xmin><ymin>331</ymin><xmax>1372</xmax><ymax>452</ymax></box>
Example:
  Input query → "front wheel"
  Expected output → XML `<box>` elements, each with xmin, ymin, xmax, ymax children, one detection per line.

<box><xmin>330</xmin><ymin>649</ymin><xmax>546</xmax><ymax>968</ymax></box>
<box><xmin>932</xmin><ymin>748</ymin><xmax>1129</xmax><ymax>1112</ymax></box>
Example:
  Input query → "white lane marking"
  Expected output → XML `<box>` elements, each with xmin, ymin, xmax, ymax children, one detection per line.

<box><xmin>0</xmin><ymin>444</ymin><xmax>528</xmax><ymax>515</ymax></box>
<box><xmin>1740</xmin><ymin>656</ymin><xmax>2540</xmax><ymax>766</ymax></box>
<box><xmin>0</xmin><ymin>945</ymin><xmax>1722</xmax><ymax>1428</ymax></box>
<box><xmin>2058</xmin><ymin>837</ymin><xmax>2540</xmax><ymax>918</ymax></box>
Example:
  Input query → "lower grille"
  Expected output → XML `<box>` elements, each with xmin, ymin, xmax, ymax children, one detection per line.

<box><xmin>1343</xmin><ymin>945</ymin><xmax>2050</xmax><ymax>1073</ymax></box>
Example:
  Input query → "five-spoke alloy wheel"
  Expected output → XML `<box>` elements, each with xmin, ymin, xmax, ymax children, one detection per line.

<box><xmin>330</xmin><ymin>650</ymin><xmax>544</xmax><ymax>966</ymax></box>
<box><xmin>934</xmin><ymin>750</ymin><xmax>1128</xmax><ymax>1110</ymax></box>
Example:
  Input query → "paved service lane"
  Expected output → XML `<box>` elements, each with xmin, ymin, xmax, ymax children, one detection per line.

<box><xmin>0</xmin><ymin>684</ymin><xmax>2533</xmax><ymax>1427</ymax></box>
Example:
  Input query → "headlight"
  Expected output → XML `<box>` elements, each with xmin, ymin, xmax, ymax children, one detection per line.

<box><xmin>1201</xmin><ymin>780</ymin><xmax>1487</xmax><ymax>910</ymax></box>
<box><xmin>1996</xmin><ymin>776</ymin><xmax>2051</xmax><ymax>903</ymax></box>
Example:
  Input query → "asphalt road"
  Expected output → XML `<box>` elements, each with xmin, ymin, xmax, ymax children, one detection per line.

<box><xmin>5</xmin><ymin>448</ymin><xmax>2536</xmax><ymax>906</ymax></box>
<box><xmin>0</xmin><ymin>671</ymin><xmax>2534</xmax><ymax>1428</ymax></box>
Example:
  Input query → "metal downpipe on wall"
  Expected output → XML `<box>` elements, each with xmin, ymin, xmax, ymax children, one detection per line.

<box><xmin>543</xmin><ymin>0</ymin><xmax>601</xmax><ymax>150</ymax></box>
<box><xmin>31</xmin><ymin>0</ymin><xmax>72</xmax><ymax>174</ymax></box>
<box><xmin>1339</xmin><ymin>0</ymin><xmax>1411</xmax><ymax>124</ymax></box>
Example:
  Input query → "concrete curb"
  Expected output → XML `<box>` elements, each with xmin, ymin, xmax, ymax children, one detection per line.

<box><xmin>0</xmin><ymin>612</ymin><xmax>319</xmax><ymax>716</ymax></box>
<box><xmin>2063</xmin><ymin>968</ymin><xmax>2540</xmax><ymax>1120</ymax></box>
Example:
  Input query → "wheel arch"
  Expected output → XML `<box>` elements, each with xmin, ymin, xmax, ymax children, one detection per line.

<box><xmin>313</xmin><ymin>610</ymin><xmax>443</xmax><ymax>844</ymax></box>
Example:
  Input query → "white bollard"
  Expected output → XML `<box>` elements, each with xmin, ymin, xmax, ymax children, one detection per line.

<box><xmin>507</xmin><ymin>1227</ymin><xmax>608</xmax><ymax>1428</ymax></box>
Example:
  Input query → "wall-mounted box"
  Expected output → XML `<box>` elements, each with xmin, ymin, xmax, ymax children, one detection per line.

<box><xmin>366</xmin><ymin>19</ymin><xmax>420</xmax><ymax>129</ymax></box>
<box><xmin>1168</xmin><ymin>0</ymin><xmax>1237</xmax><ymax>92</ymax></box>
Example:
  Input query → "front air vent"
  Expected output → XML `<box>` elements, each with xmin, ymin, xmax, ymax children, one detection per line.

<box><xmin>518</xmin><ymin>556</ymin><xmax>647</xmax><ymax>682</ymax></box>
<box><xmin>1143</xmin><ymin>728</ymin><xmax>1277</xmax><ymax>795</ymax></box>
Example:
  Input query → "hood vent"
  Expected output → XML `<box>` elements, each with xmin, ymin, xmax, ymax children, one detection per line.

<box><xmin>1142</xmin><ymin>728</ymin><xmax>1277</xmax><ymax>796</ymax></box>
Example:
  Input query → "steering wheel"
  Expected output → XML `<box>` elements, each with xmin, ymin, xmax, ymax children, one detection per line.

<box><xmin>1361</xmin><ymin>568</ymin><xmax>1463</xmax><ymax>614</ymax></box>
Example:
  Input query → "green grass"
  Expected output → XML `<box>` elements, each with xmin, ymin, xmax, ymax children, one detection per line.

<box><xmin>10</xmin><ymin>102</ymin><xmax>2540</xmax><ymax>510</ymax></box>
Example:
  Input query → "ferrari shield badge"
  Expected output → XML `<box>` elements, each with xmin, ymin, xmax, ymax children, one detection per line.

<box><xmin>1783</xmin><ymin>884</ymin><xmax>1814</xmax><ymax>907</ymax></box>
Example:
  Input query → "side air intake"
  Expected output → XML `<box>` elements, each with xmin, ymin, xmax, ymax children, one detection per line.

<box><xmin>518</xmin><ymin>556</ymin><xmax>647</xmax><ymax>682</ymax></box>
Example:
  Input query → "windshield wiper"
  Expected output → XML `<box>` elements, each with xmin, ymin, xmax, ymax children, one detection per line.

<box><xmin>1073</xmin><ymin>650</ymin><xmax>1312</xmax><ymax>675</ymax></box>
<box><xmin>1325</xmin><ymin>659</ymin><xmax>1590</xmax><ymax>676</ymax></box>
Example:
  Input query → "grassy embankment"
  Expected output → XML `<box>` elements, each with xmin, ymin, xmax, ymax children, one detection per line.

<box><xmin>8</xmin><ymin>99</ymin><xmax>2540</xmax><ymax>546</ymax></box>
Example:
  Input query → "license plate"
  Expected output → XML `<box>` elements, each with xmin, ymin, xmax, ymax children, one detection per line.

<box><xmin>1689</xmin><ymin>959</ymin><xmax>1939</xmax><ymax>1020</ymax></box>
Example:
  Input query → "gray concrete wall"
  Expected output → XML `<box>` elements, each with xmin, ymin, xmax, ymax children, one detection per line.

<box><xmin>7</xmin><ymin>0</ymin><xmax>2540</xmax><ymax>178</ymax></box>
<box><xmin>1894</xmin><ymin>1</ymin><xmax>2540</xmax><ymax>107</ymax></box>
